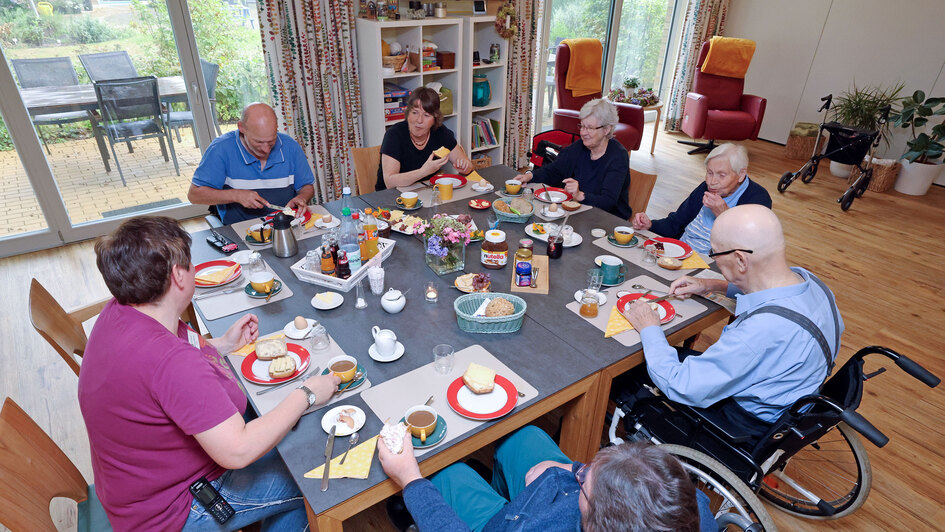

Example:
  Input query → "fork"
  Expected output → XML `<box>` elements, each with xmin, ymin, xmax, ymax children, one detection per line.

<box><xmin>193</xmin><ymin>282</ymin><xmax>243</xmax><ymax>300</ymax></box>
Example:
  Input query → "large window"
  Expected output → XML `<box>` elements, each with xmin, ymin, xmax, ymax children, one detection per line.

<box><xmin>610</xmin><ymin>0</ymin><xmax>674</xmax><ymax>93</ymax></box>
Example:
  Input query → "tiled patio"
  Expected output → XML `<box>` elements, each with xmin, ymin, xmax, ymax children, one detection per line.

<box><xmin>0</xmin><ymin>124</ymin><xmax>236</xmax><ymax>238</ymax></box>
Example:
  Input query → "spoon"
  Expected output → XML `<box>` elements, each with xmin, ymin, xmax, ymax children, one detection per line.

<box><xmin>424</xmin><ymin>395</ymin><xmax>435</xmax><ymax>406</ymax></box>
<box><xmin>339</xmin><ymin>433</ymin><xmax>359</xmax><ymax>465</ymax></box>
<box><xmin>335</xmin><ymin>371</ymin><xmax>364</xmax><ymax>395</ymax></box>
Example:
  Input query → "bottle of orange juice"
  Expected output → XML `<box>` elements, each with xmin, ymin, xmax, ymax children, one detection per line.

<box><xmin>362</xmin><ymin>208</ymin><xmax>380</xmax><ymax>259</ymax></box>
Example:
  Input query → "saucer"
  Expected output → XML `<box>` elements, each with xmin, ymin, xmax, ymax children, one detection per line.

<box><xmin>244</xmin><ymin>280</ymin><xmax>282</xmax><ymax>298</ymax></box>
<box><xmin>323</xmin><ymin>364</ymin><xmax>367</xmax><ymax>392</ymax></box>
<box><xmin>321</xmin><ymin>405</ymin><xmax>366</xmax><ymax>436</ymax></box>
<box><xmin>397</xmin><ymin>199</ymin><xmax>424</xmax><ymax>211</ymax></box>
<box><xmin>540</xmin><ymin>207</ymin><xmax>565</xmax><ymax>219</ymax></box>
<box><xmin>283</xmin><ymin>318</ymin><xmax>316</xmax><ymax>340</ymax></box>
<box><xmin>314</xmin><ymin>218</ymin><xmax>341</xmax><ymax>229</ymax></box>
<box><xmin>369</xmin><ymin>341</ymin><xmax>405</xmax><ymax>362</ymax></box>
<box><xmin>471</xmin><ymin>183</ymin><xmax>494</xmax><ymax>193</ymax></box>
<box><xmin>591</xmin><ymin>228</ymin><xmax>606</xmax><ymax>238</ymax></box>
<box><xmin>607</xmin><ymin>234</ymin><xmax>639</xmax><ymax>248</ymax></box>
<box><xmin>573</xmin><ymin>290</ymin><xmax>607</xmax><ymax>305</ymax></box>
<box><xmin>399</xmin><ymin>415</ymin><xmax>447</xmax><ymax>448</ymax></box>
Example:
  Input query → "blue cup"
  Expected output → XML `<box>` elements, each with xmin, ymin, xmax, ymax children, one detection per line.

<box><xmin>599</xmin><ymin>256</ymin><xmax>626</xmax><ymax>285</ymax></box>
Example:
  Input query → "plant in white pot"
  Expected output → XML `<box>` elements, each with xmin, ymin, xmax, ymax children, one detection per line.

<box><xmin>828</xmin><ymin>82</ymin><xmax>904</xmax><ymax>178</ymax></box>
<box><xmin>622</xmin><ymin>76</ymin><xmax>640</xmax><ymax>99</ymax></box>
<box><xmin>889</xmin><ymin>90</ymin><xmax>945</xmax><ymax>195</ymax></box>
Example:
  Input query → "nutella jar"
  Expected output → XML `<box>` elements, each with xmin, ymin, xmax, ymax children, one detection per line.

<box><xmin>481</xmin><ymin>230</ymin><xmax>508</xmax><ymax>269</ymax></box>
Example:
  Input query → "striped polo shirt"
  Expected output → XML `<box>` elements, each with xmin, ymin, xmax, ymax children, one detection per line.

<box><xmin>681</xmin><ymin>177</ymin><xmax>750</xmax><ymax>254</ymax></box>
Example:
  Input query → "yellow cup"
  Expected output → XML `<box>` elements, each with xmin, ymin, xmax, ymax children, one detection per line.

<box><xmin>246</xmin><ymin>224</ymin><xmax>272</xmax><ymax>243</ymax></box>
<box><xmin>433</xmin><ymin>182</ymin><xmax>454</xmax><ymax>201</ymax></box>
<box><xmin>327</xmin><ymin>355</ymin><xmax>358</xmax><ymax>383</ymax></box>
<box><xmin>405</xmin><ymin>405</ymin><xmax>438</xmax><ymax>443</ymax></box>
<box><xmin>249</xmin><ymin>271</ymin><xmax>275</xmax><ymax>293</ymax></box>
<box><xmin>396</xmin><ymin>192</ymin><xmax>419</xmax><ymax>208</ymax></box>
<box><xmin>613</xmin><ymin>225</ymin><xmax>635</xmax><ymax>245</ymax></box>
<box><xmin>505</xmin><ymin>180</ymin><xmax>522</xmax><ymax>195</ymax></box>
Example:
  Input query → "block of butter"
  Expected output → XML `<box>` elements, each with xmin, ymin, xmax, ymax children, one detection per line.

<box><xmin>196</xmin><ymin>264</ymin><xmax>237</xmax><ymax>284</ymax></box>
<box><xmin>315</xmin><ymin>292</ymin><xmax>335</xmax><ymax>304</ymax></box>
<box><xmin>433</xmin><ymin>146</ymin><xmax>451</xmax><ymax>158</ymax></box>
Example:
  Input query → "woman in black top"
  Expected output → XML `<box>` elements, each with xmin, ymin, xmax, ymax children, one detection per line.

<box><xmin>376</xmin><ymin>87</ymin><xmax>472</xmax><ymax>191</ymax></box>
<box><xmin>515</xmin><ymin>98</ymin><xmax>631</xmax><ymax>219</ymax></box>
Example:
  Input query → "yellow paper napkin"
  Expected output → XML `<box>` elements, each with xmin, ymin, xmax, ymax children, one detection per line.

<box><xmin>304</xmin><ymin>214</ymin><xmax>316</xmax><ymax>229</ymax></box>
<box><xmin>304</xmin><ymin>435</ymin><xmax>378</xmax><ymax>480</ymax></box>
<box><xmin>604</xmin><ymin>305</ymin><xmax>634</xmax><ymax>338</ymax></box>
<box><xmin>231</xmin><ymin>332</ymin><xmax>286</xmax><ymax>357</ymax></box>
<box><xmin>468</xmin><ymin>170</ymin><xmax>484</xmax><ymax>182</ymax></box>
<box><xmin>680</xmin><ymin>252</ymin><xmax>709</xmax><ymax>270</ymax></box>
<box><xmin>196</xmin><ymin>264</ymin><xmax>237</xmax><ymax>284</ymax></box>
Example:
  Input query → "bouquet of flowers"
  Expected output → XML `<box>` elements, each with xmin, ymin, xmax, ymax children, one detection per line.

<box><xmin>417</xmin><ymin>214</ymin><xmax>473</xmax><ymax>274</ymax></box>
<box><xmin>607</xmin><ymin>87</ymin><xmax>660</xmax><ymax>107</ymax></box>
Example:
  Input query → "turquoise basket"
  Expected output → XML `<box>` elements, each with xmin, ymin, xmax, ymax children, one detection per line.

<box><xmin>453</xmin><ymin>292</ymin><xmax>527</xmax><ymax>334</ymax></box>
<box><xmin>492</xmin><ymin>199</ymin><xmax>534</xmax><ymax>223</ymax></box>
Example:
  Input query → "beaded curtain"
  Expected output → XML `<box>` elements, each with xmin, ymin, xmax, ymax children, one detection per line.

<box><xmin>503</xmin><ymin>0</ymin><xmax>541</xmax><ymax>169</ymax></box>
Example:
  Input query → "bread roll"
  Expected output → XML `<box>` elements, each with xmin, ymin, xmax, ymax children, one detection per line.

<box><xmin>463</xmin><ymin>362</ymin><xmax>496</xmax><ymax>394</ymax></box>
<box><xmin>485</xmin><ymin>297</ymin><xmax>515</xmax><ymax>317</ymax></box>
<box><xmin>268</xmin><ymin>355</ymin><xmax>296</xmax><ymax>378</ymax></box>
<box><xmin>255</xmin><ymin>338</ymin><xmax>287</xmax><ymax>360</ymax></box>
<box><xmin>562</xmin><ymin>200</ymin><xmax>581</xmax><ymax>211</ymax></box>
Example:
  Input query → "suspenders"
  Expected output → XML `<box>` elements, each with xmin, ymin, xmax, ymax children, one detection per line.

<box><xmin>730</xmin><ymin>273</ymin><xmax>839</xmax><ymax>376</ymax></box>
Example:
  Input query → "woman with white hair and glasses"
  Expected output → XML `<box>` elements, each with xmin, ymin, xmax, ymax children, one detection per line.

<box><xmin>632</xmin><ymin>142</ymin><xmax>772</xmax><ymax>255</ymax></box>
<box><xmin>515</xmin><ymin>98</ymin><xmax>631</xmax><ymax>219</ymax></box>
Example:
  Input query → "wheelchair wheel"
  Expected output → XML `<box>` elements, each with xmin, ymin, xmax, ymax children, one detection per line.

<box><xmin>661</xmin><ymin>444</ymin><xmax>779</xmax><ymax>532</ymax></box>
<box><xmin>839</xmin><ymin>188</ymin><xmax>856</xmax><ymax>211</ymax></box>
<box><xmin>801</xmin><ymin>164</ymin><xmax>817</xmax><ymax>183</ymax></box>
<box><xmin>776</xmin><ymin>172</ymin><xmax>794</xmax><ymax>193</ymax></box>
<box><xmin>759</xmin><ymin>422</ymin><xmax>871</xmax><ymax>519</ymax></box>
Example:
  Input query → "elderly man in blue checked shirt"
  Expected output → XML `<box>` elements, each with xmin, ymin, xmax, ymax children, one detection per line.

<box><xmin>622</xmin><ymin>204</ymin><xmax>843</xmax><ymax>440</ymax></box>
<box><xmin>188</xmin><ymin>102</ymin><xmax>315</xmax><ymax>225</ymax></box>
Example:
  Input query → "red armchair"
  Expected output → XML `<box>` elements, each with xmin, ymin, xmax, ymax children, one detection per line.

<box><xmin>679</xmin><ymin>41</ymin><xmax>766</xmax><ymax>154</ymax></box>
<box><xmin>552</xmin><ymin>43</ymin><xmax>644</xmax><ymax>153</ymax></box>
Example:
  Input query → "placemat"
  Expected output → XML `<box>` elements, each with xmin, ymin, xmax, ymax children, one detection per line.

<box><xmin>591</xmin><ymin>231</ymin><xmax>713</xmax><ymax>281</ymax></box>
<box><xmin>360</xmin><ymin>344</ymin><xmax>538</xmax><ymax>457</ymax></box>
<box><xmin>509</xmin><ymin>254</ymin><xmax>549</xmax><ymax>294</ymax></box>
<box><xmin>226</xmin><ymin>331</ymin><xmax>372</xmax><ymax>417</ymax></box>
<box><xmin>193</xmin><ymin>265</ymin><xmax>294</xmax><ymax>321</ymax></box>
<box><xmin>565</xmin><ymin>274</ymin><xmax>709</xmax><ymax>347</ymax></box>
<box><xmin>396</xmin><ymin>181</ymin><xmax>488</xmax><ymax>207</ymax></box>
<box><xmin>231</xmin><ymin>204</ymin><xmax>333</xmax><ymax>250</ymax></box>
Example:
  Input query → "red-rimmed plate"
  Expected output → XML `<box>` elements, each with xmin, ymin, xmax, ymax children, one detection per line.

<box><xmin>616</xmin><ymin>293</ymin><xmax>676</xmax><ymax>324</ymax></box>
<box><xmin>194</xmin><ymin>260</ymin><xmax>242</xmax><ymax>287</ymax></box>
<box><xmin>469</xmin><ymin>199</ymin><xmax>492</xmax><ymax>210</ymax></box>
<box><xmin>264</xmin><ymin>208</ymin><xmax>313</xmax><ymax>225</ymax></box>
<box><xmin>431</xmin><ymin>174</ymin><xmax>468</xmax><ymax>189</ymax></box>
<box><xmin>534</xmin><ymin>186</ymin><xmax>572</xmax><ymax>204</ymax></box>
<box><xmin>447</xmin><ymin>375</ymin><xmax>518</xmax><ymax>420</ymax></box>
<box><xmin>241</xmin><ymin>343</ymin><xmax>311</xmax><ymax>385</ymax></box>
<box><xmin>643</xmin><ymin>237</ymin><xmax>693</xmax><ymax>260</ymax></box>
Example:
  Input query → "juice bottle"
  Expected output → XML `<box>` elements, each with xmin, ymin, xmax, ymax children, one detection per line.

<box><xmin>362</xmin><ymin>208</ymin><xmax>380</xmax><ymax>259</ymax></box>
<box><xmin>355</xmin><ymin>212</ymin><xmax>368</xmax><ymax>260</ymax></box>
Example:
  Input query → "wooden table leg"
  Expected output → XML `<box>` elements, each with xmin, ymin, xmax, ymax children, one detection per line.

<box><xmin>306</xmin><ymin>500</ymin><xmax>344</xmax><ymax>532</ymax></box>
<box><xmin>559</xmin><ymin>370</ymin><xmax>606</xmax><ymax>462</ymax></box>
<box><xmin>650</xmin><ymin>105</ymin><xmax>662</xmax><ymax>155</ymax></box>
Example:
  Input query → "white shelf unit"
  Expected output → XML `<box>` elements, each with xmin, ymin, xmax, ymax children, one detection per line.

<box><xmin>356</xmin><ymin>18</ymin><xmax>464</xmax><ymax>150</ymax></box>
<box><xmin>461</xmin><ymin>15</ymin><xmax>508</xmax><ymax>166</ymax></box>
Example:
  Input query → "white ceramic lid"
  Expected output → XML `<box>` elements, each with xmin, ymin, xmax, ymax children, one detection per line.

<box><xmin>485</xmin><ymin>230</ymin><xmax>506</xmax><ymax>243</ymax></box>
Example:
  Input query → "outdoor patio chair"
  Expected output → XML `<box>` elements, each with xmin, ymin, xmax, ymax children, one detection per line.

<box><xmin>93</xmin><ymin>76</ymin><xmax>180</xmax><ymax>185</ymax></box>
<box><xmin>166</xmin><ymin>58</ymin><xmax>223</xmax><ymax>146</ymax></box>
<box><xmin>10</xmin><ymin>57</ymin><xmax>95</xmax><ymax>155</ymax></box>
<box><xmin>78</xmin><ymin>51</ymin><xmax>138</xmax><ymax>82</ymax></box>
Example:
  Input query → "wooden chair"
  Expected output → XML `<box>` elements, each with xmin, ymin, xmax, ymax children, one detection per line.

<box><xmin>29</xmin><ymin>278</ymin><xmax>202</xmax><ymax>376</ymax></box>
<box><xmin>0</xmin><ymin>397</ymin><xmax>112</xmax><ymax>531</ymax></box>
<box><xmin>352</xmin><ymin>145</ymin><xmax>381</xmax><ymax>195</ymax></box>
<box><xmin>628</xmin><ymin>169</ymin><xmax>658</xmax><ymax>219</ymax></box>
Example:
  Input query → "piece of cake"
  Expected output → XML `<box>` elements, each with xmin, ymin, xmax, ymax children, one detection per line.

<box><xmin>433</xmin><ymin>146</ymin><xmax>451</xmax><ymax>158</ymax></box>
<box><xmin>463</xmin><ymin>362</ymin><xmax>496</xmax><ymax>394</ymax></box>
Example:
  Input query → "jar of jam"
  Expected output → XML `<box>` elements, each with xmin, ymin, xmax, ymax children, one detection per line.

<box><xmin>481</xmin><ymin>230</ymin><xmax>508</xmax><ymax>269</ymax></box>
<box><xmin>546</xmin><ymin>234</ymin><xmax>563</xmax><ymax>259</ymax></box>
<box><xmin>514</xmin><ymin>239</ymin><xmax>533</xmax><ymax>286</ymax></box>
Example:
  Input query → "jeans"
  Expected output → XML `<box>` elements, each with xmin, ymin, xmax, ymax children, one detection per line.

<box><xmin>182</xmin><ymin>448</ymin><xmax>308</xmax><ymax>532</ymax></box>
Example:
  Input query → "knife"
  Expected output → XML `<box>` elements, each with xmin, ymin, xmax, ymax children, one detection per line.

<box><xmin>321</xmin><ymin>425</ymin><xmax>336</xmax><ymax>492</ymax></box>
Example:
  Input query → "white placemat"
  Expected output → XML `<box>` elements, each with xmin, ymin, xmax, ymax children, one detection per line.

<box><xmin>231</xmin><ymin>204</ymin><xmax>333</xmax><ymax>250</ymax></box>
<box><xmin>396</xmin><ymin>182</ymin><xmax>489</xmax><ymax>206</ymax></box>
<box><xmin>360</xmin><ymin>344</ymin><xmax>538</xmax><ymax>457</ymax></box>
<box><xmin>591</xmin><ymin>231</ymin><xmax>713</xmax><ymax>281</ymax></box>
<box><xmin>193</xmin><ymin>266</ymin><xmax>294</xmax><ymax>321</ymax></box>
<box><xmin>226</xmin><ymin>331</ymin><xmax>372</xmax><ymax>417</ymax></box>
<box><xmin>565</xmin><ymin>274</ymin><xmax>709</xmax><ymax>347</ymax></box>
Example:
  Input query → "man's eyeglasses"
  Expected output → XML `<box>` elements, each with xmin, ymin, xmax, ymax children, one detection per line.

<box><xmin>579</xmin><ymin>123</ymin><xmax>605</xmax><ymax>131</ymax></box>
<box><xmin>707</xmin><ymin>248</ymin><xmax>754</xmax><ymax>258</ymax></box>
<box><xmin>574</xmin><ymin>463</ymin><xmax>591</xmax><ymax>500</ymax></box>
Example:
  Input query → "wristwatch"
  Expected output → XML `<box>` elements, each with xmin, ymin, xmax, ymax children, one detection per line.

<box><xmin>298</xmin><ymin>385</ymin><xmax>317</xmax><ymax>408</ymax></box>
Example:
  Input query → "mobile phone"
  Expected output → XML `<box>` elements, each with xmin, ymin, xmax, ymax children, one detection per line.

<box><xmin>189</xmin><ymin>477</ymin><xmax>234</xmax><ymax>524</ymax></box>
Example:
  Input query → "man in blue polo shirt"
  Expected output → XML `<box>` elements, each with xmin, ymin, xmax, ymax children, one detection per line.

<box><xmin>188</xmin><ymin>102</ymin><xmax>315</xmax><ymax>224</ymax></box>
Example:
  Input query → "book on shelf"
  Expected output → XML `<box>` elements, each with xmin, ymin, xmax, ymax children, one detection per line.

<box><xmin>471</xmin><ymin>117</ymin><xmax>500</xmax><ymax>148</ymax></box>
<box><xmin>383</xmin><ymin>82</ymin><xmax>410</xmax><ymax>99</ymax></box>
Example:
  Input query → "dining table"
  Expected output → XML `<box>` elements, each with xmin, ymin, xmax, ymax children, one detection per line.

<box><xmin>189</xmin><ymin>165</ymin><xmax>731</xmax><ymax>531</ymax></box>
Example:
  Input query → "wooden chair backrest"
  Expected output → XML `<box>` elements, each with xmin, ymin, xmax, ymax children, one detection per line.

<box><xmin>28</xmin><ymin>278</ymin><xmax>94</xmax><ymax>376</ymax></box>
<box><xmin>0</xmin><ymin>398</ymin><xmax>88</xmax><ymax>532</ymax></box>
<box><xmin>628</xmin><ymin>169</ymin><xmax>658</xmax><ymax>219</ymax></box>
<box><xmin>352</xmin><ymin>145</ymin><xmax>381</xmax><ymax>195</ymax></box>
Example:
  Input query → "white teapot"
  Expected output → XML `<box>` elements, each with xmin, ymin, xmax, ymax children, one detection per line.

<box><xmin>380</xmin><ymin>288</ymin><xmax>406</xmax><ymax>314</ymax></box>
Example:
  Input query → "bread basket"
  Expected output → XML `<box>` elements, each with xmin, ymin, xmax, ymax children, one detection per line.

<box><xmin>382</xmin><ymin>54</ymin><xmax>408</xmax><ymax>70</ymax></box>
<box><xmin>453</xmin><ymin>293</ymin><xmax>526</xmax><ymax>333</ymax></box>
<box><xmin>492</xmin><ymin>199</ymin><xmax>534</xmax><ymax>223</ymax></box>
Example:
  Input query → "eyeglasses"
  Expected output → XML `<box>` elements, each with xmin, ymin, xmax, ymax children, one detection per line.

<box><xmin>574</xmin><ymin>463</ymin><xmax>591</xmax><ymax>501</ymax></box>
<box><xmin>579</xmin><ymin>123</ymin><xmax>605</xmax><ymax>131</ymax></box>
<box><xmin>707</xmin><ymin>248</ymin><xmax>754</xmax><ymax>258</ymax></box>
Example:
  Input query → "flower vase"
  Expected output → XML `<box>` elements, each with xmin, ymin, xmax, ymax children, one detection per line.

<box><xmin>424</xmin><ymin>235</ymin><xmax>466</xmax><ymax>275</ymax></box>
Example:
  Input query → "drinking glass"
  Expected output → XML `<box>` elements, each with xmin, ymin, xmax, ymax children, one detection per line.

<box><xmin>309</xmin><ymin>322</ymin><xmax>330</xmax><ymax>351</ymax></box>
<box><xmin>305</xmin><ymin>250</ymin><xmax>321</xmax><ymax>272</ymax></box>
<box><xmin>433</xmin><ymin>344</ymin><xmax>455</xmax><ymax>374</ymax></box>
<box><xmin>587</xmin><ymin>268</ymin><xmax>604</xmax><ymax>293</ymax></box>
<box><xmin>247</xmin><ymin>252</ymin><xmax>265</xmax><ymax>274</ymax></box>
<box><xmin>642</xmin><ymin>246</ymin><xmax>658</xmax><ymax>265</ymax></box>
<box><xmin>487</xmin><ymin>214</ymin><xmax>499</xmax><ymax>230</ymax></box>
<box><xmin>560</xmin><ymin>225</ymin><xmax>574</xmax><ymax>244</ymax></box>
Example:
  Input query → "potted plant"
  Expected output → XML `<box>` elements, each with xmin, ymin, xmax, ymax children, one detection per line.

<box><xmin>889</xmin><ymin>90</ymin><xmax>945</xmax><ymax>195</ymax></box>
<box><xmin>418</xmin><ymin>214</ymin><xmax>472</xmax><ymax>275</ymax></box>
<box><xmin>827</xmin><ymin>82</ymin><xmax>904</xmax><ymax>178</ymax></box>
<box><xmin>622</xmin><ymin>76</ymin><xmax>640</xmax><ymax>98</ymax></box>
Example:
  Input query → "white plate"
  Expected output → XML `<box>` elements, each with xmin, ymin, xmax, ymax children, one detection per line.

<box><xmin>539</xmin><ymin>207</ymin><xmax>565</xmax><ymax>219</ymax></box>
<box><xmin>283</xmin><ymin>318</ymin><xmax>316</xmax><ymax>340</ymax></box>
<box><xmin>573</xmin><ymin>290</ymin><xmax>607</xmax><ymax>305</ymax></box>
<box><xmin>369</xmin><ymin>341</ymin><xmax>405</xmax><ymax>362</ymax></box>
<box><xmin>591</xmin><ymin>228</ymin><xmax>607</xmax><ymax>238</ymax></box>
<box><xmin>471</xmin><ymin>183</ymin><xmax>494</xmax><ymax>192</ymax></box>
<box><xmin>435</xmin><ymin>177</ymin><xmax>462</xmax><ymax>187</ymax></box>
<box><xmin>311</xmin><ymin>291</ymin><xmax>344</xmax><ymax>310</ymax></box>
<box><xmin>314</xmin><ymin>217</ymin><xmax>341</xmax><ymax>229</ymax></box>
<box><xmin>231</xmin><ymin>250</ymin><xmax>254</xmax><ymax>265</ymax></box>
<box><xmin>524</xmin><ymin>224</ymin><xmax>582</xmax><ymax>247</ymax></box>
<box><xmin>320</xmin><ymin>405</ymin><xmax>366</xmax><ymax>437</ymax></box>
<box><xmin>536</xmin><ymin>190</ymin><xmax>570</xmax><ymax>203</ymax></box>
<box><xmin>456</xmin><ymin>384</ymin><xmax>509</xmax><ymax>415</ymax></box>
<box><xmin>250</xmin><ymin>350</ymin><xmax>303</xmax><ymax>382</ymax></box>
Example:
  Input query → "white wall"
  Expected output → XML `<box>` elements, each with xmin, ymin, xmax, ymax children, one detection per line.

<box><xmin>726</xmin><ymin>0</ymin><xmax>945</xmax><ymax>185</ymax></box>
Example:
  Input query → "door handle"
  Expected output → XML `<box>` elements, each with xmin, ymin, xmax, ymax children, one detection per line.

<box><xmin>190</xmin><ymin>81</ymin><xmax>201</xmax><ymax>106</ymax></box>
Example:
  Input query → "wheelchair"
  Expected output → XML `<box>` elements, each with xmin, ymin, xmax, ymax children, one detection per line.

<box><xmin>608</xmin><ymin>346</ymin><xmax>940</xmax><ymax>530</ymax></box>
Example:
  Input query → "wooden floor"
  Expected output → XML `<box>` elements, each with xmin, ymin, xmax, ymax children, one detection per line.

<box><xmin>3</xmin><ymin>127</ymin><xmax>943</xmax><ymax>531</ymax></box>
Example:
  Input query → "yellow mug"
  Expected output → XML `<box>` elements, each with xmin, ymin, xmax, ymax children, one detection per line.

<box><xmin>405</xmin><ymin>405</ymin><xmax>438</xmax><ymax>444</ymax></box>
<box><xmin>433</xmin><ymin>182</ymin><xmax>454</xmax><ymax>201</ymax></box>
<box><xmin>505</xmin><ymin>179</ymin><xmax>522</xmax><ymax>195</ymax></box>
<box><xmin>396</xmin><ymin>191</ymin><xmax>419</xmax><ymax>208</ymax></box>
<box><xmin>246</xmin><ymin>224</ymin><xmax>272</xmax><ymax>243</ymax></box>
<box><xmin>327</xmin><ymin>355</ymin><xmax>358</xmax><ymax>383</ymax></box>
<box><xmin>249</xmin><ymin>271</ymin><xmax>275</xmax><ymax>294</ymax></box>
<box><xmin>613</xmin><ymin>225</ymin><xmax>635</xmax><ymax>245</ymax></box>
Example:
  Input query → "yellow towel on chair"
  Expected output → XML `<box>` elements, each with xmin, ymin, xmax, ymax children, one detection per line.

<box><xmin>701</xmin><ymin>36</ymin><xmax>756</xmax><ymax>79</ymax></box>
<box><xmin>304</xmin><ymin>436</ymin><xmax>378</xmax><ymax>480</ymax></box>
<box><xmin>562</xmin><ymin>38</ymin><xmax>603</xmax><ymax>98</ymax></box>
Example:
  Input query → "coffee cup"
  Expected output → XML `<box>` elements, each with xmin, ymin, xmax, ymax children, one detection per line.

<box><xmin>505</xmin><ymin>179</ymin><xmax>522</xmax><ymax>195</ymax></box>
<box><xmin>396</xmin><ymin>191</ymin><xmax>419</xmax><ymax>208</ymax></box>
<box><xmin>246</xmin><ymin>223</ymin><xmax>272</xmax><ymax>243</ymax></box>
<box><xmin>371</xmin><ymin>326</ymin><xmax>398</xmax><ymax>357</ymax></box>
<box><xmin>405</xmin><ymin>404</ymin><xmax>438</xmax><ymax>443</ymax></box>
<box><xmin>433</xmin><ymin>182</ymin><xmax>454</xmax><ymax>201</ymax></box>
<box><xmin>249</xmin><ymin>271</ymin><xmax>275</xmax><ymax>293</ymax></box>
<box><xmin>327</xmin><ymin>354</ymin><xmax>358</xmax><ymax>383</ymax></box>
<box><xmin>613</xmin><ymin>225</ymin><xmax>634</xmax><ymax>245</ymax></box>
<box><xmin>599</xmin><ymin>255</ymin><xmax>627</xmax><ymax>285</ymax></box>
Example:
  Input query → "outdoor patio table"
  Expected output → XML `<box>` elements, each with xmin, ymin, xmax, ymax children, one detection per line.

<box><xmin>189</xmin><ymin>166</ymin><xmax>730</xmax><ymax>531</ymax></box>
